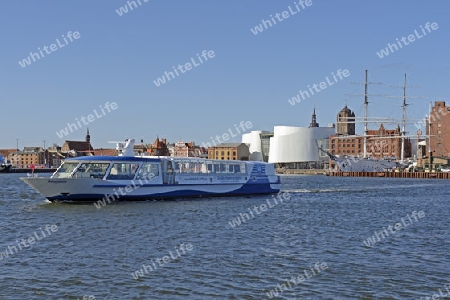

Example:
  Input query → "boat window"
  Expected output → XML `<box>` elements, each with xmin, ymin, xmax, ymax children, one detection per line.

<box><xmin>174</xmin><ymin>161</ymin><xmax>182</xmax><ymax>173</ymax></box>
<box><xmin>220</xmin><ymin>163</ymin><xmax>227</xmax><ymax>173</ymax></box>
<box><xmin>240</xmin><ymin>163</ymin><xmax>246</xmax><ymax>174</ymax></box>
<box><xmin>214</xmin><ymin>163</ymin><xmax>220</xmax><ymax>173</ymax></box>
<box><xmin>234</xmin><ymin>164</ymin><xmax>240</xmax><ymax>173</ymax></box>
<box><xmin>207</xmin><ymin>161</ymin><xmax>213</xmax><ymax>173</ymax></box>
<box><xmin>199</xmin><ymin>161</ymin><xmax>207</xmax><ymax>173</ymax></box>
<box><xmin>106</xmin><ymin>163</ymin><xmax>139</xmax><ymax>180</ymax></box>
<box><xmin>52</xmin><ymin>162</ymin><xmax>79</xmax><ymax>178</ymax></box>
<box><xmin>136</xmin><ymin>163</ymin><xmax>159</xmax><ymax>181</ymax></box>
<box><xmin>191</xmin><ymin>161</ymin><xmax>200</xmax><ymax>173</ymax></box>
<box><xmin>228</xmin><ymin>164</ymin><xmax>234</xmax><ymax>173</ymax></box>
<box><xmin>74</xmin><ymin>163</ymin><xmax>110</xmax><ymax>179</ymax></box>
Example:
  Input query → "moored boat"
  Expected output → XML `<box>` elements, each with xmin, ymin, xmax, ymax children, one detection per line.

<box><xmin>0</xmin><ymin>155</ymin><xmax>12</xmax><ymax>173</ymax></box>
<box><xmin>21</xmin><ymin>139</ymin><xmax>281</xmax><ymax>203</ymax></box>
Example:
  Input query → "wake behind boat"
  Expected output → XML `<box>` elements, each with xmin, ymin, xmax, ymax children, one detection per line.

<box><xmin>21</xmin><ymin>139</ymin><xmax>281</xmax><ymax>203</ymax></box>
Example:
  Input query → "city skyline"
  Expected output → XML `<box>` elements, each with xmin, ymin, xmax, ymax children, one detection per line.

<box><xmin>1</xmin><ymin>1</ymin><xmax>449</xmax><ymax>149</ymax></box>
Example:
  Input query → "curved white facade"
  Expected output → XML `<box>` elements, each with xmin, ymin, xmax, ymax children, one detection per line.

<box><xmin>268</xmin><ymin>126</ymin><xmax>335</xmax><ymax>163</ymax></box>
<box><xmin>242</xmin><ymin>131</ymin><xmax>263</xmax><ymax>161</ymax></box>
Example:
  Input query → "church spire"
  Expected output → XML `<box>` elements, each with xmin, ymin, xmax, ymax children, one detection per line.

<box><xmin>86</xmin><ymin>128</ymin><xmax>91</xmax><ymax>143</ymax></box>
<box><xmin>309</xmin><ymin>107</ymin><xmax>319</xmax><ymax>128</ymax></box>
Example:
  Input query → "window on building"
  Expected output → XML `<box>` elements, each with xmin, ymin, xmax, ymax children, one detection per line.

<box><xmin>221</xmin><ymin>151</ymin><xmax>224</xmax><ymax>155</ymax></box>
<box><xmin>438</xmin><ymin>130</ymin><xmax>441</xmax><ymax>135</ymax></box>
<box><xmin>438</xmin><ymin>123</ymin><xmax>441</xmax><ymax>127</ymax></box>
<box><xmin>233</xmin><ymin>151</ymin><xmax>236</xmax><ymax>156</ymax></box>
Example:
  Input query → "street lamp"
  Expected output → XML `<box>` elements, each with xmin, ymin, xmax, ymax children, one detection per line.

<box><xmin>15</xmin><ymin>138</ymin><xmax>19</xmax><ymax>168</ymax></box>
<box><xmin>42</xmin><ymin>140</ymin><xmax>47</xmax><ymax>167</ymax></box>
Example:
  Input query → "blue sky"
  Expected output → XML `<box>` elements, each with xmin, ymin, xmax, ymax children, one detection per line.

<box><xmin>1</xmin><ymin>0</ymin><xmax>448</xmax><ymax>149</ymax></box>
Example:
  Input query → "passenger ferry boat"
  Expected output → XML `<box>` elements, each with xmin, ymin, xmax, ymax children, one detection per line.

<box><xmin>21</xmin><ymin>139</ymin><xmax>281</xmax><ymax>203</ymax></box>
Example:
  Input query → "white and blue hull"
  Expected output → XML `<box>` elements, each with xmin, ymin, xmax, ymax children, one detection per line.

<box><xmin>21</xmin><ymin>178</ymin><xmax>281</xmax><ymax>202</ymax></box>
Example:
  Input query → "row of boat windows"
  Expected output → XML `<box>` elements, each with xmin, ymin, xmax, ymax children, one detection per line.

<box><xmin>53</xmin><ymin>162</ymin><xmax>159</xmax><ymax>180</ymax></box>
<box><xmin>53</xmin><ymin>161</ymin><xmax>247</xmax><ymax>179</ymax></box>
<box><xmin>172</xmin><ymin>161</ymin><xmax>246</xmax><ymax>174</ymax></box>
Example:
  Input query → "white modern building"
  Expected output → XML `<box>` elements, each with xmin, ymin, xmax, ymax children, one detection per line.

<box><xmin>242</xmin><ymin>130</ymin><xmax>271</xmax><ymax>161</ymax></box>
<box><xmin>268</xmin><ymin>126</ymin><xmax>334</xmax><ymax>166</ymax></box>
<box><xmin>269</xmin><ymin>109</ymin><xmax>335</xmax><ymax>168</ymax></box>
<box><xmin>243</xmin><ymin>109</ymin><xmax>335</xmax><ymax>168</ymax></box>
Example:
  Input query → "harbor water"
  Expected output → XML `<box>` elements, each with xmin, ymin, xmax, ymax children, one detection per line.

<box><xmin>0</xmin><ymin>173</ymin><xmax>449</xmax><ymax>299</ymax></box>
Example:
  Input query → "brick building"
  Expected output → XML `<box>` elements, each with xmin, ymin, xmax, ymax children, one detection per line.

<box><xmin>8</xmin><ymin>147</ymin><xmax>45</xmax><ymax>168</ymax></box>
<box><xmin>147</xmin><ymin>137</ymin><xmax>170</xmax><ymax>156</ymax></box>
<box><xmin>61</xmin><ymin>129</ymin><xmax>94</xmax><ymax>157</ymax></box>
<box><xmin>426</xmin><ymin>101</ymin><xmax>450</xmax><ymax>157</ymax></box>
<box><xmin>330</xmin><ymin>106</ymin><xmax>411</xmax><ymax>160</ymax></box>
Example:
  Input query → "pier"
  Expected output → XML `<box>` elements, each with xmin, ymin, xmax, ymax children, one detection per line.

<box><xmin>327</xmin><ymin>171</ymin><xmax>450</xmax><ymax>179</ymax></box>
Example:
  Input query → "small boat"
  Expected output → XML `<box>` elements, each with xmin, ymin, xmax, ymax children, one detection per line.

<box><xmin>0</xmin><ymin>156</ymin><xmax>12</xmax><ymax>173</ymax></box>
<box><xmin>20</xmin><ymin>139</ymin><xmax>281</xmax><ymax>203</ymax></box>
<box><xmin>440</xmin><ymin>165</ymin><xmax>450</xmax><ymax>173</ymax></box>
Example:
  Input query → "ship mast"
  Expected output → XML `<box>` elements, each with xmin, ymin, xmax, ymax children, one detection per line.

<box><xmin>428</xmin><ymin>101</ymin><xmax>433</xmax><ymax>171</ymax></box>
<box><xmin>363</xmin><ymin>70</ymin><xmax>368</xmax><ymax>158</ymax></box>
<box><xmin>400</xmin><ymin>74</ymin><xmax>407</xmax><ymax>163</ymax></box>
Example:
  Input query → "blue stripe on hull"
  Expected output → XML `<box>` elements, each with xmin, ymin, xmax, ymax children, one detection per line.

<box><xmin>47</xmin><ymin>183</ymin><xmax>279</xmax><ymax>203</ymax></box>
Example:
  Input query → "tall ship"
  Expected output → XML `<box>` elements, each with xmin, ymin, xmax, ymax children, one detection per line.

<box><xmin>21</xmin><ymin>139</ymin><xmax>281</xmax><ymax>203</ymax></box>
<box><xmin>0</xmin><ymin>155</ymin><xmax>12</xmax><ymax>173</ymax></box>
<box><xmin>321</xmin><ymin>70</ymin><xmax>411</xmax><ymax>172</ymax></box>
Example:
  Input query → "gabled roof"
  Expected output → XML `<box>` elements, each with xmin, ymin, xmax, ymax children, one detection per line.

<box><xmin>93</xmin><ymin>149</ymin><xmax>117</xmax><ymax>156</ymax></box>
<box><xmin>0</xmin><ymin>149</ymin><xmax>17</xmax><ymax>157</ymax></box>
<box><xmin>64</xmin><ymin>141</ymin><xmax>93</xmax><ymax>152</ymax></box>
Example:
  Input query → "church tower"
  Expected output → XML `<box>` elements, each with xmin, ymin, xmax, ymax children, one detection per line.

<box><xmin>337</xmin><ymin>106</ymin><xmax>355</xmax><ymax>135</ymax></box>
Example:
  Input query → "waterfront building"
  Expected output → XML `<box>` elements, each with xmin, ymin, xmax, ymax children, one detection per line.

<box><xmin>242</xmin><ymin>131</ymin><xmax>273</xmax><ymax>162</ymax></box>
<box><xmin>426</xmin><ymin>101</ymin><xmax>450</xmax><ymax>157</ymax></box>
<box><xmin>0</xmin><ymin>149</ymin><xmax>16</xmax><ymax>161</ymax></box>
<box><xmin>93</xmin><ymin>148</ymin><xmax>117</xmax><ymax>156</ymax></box>
<box><xmin>330</xmin><ymin>124</ymin><xmax>411</xmax><ymax>160</ymax></box>
<box><xmin>207</xmin><ymin>143</ymin><xmax>250</xmax><ymax>160</ymax></box>
<box><xmin>133</xmin><ymin>143</ymin><xmax>148</xmax><ymax>156</ymax></box>
<box><xmin>173</xmin><ymin>141</ymin><xmax>207</xmax><ymax>158</ymax></box>
<box><xmin>337</xmin><ymin>105</ymin><xmax>355</xmax><ymax>135</ymax></box>
<box><xmin>61</xmin><ymin>129</ymin><xmax>94</xmax><ymax>157</ymax></box>
<box><xmin>47</xmin><ymin>145</ymin><xmax>66</xmax><ymax>167</ymax></box>
<box><xmin>147</xmin><ymin>137</ymin><xmax>170</xmax><ymax>156</ymax></box>
<box><xmin>268</xmin><ymin>109</ymin><xmax>335</xmax><ymax>168</ymax></box>
<box><xmin>329</xmin><ymin>106</ymin><xmax>411</xmax><ymax>162</ymax></box>
<box><xmin>8</xmin><ymin>147</ymin><xmax>45</xmax><ymax>168</ymax></box>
